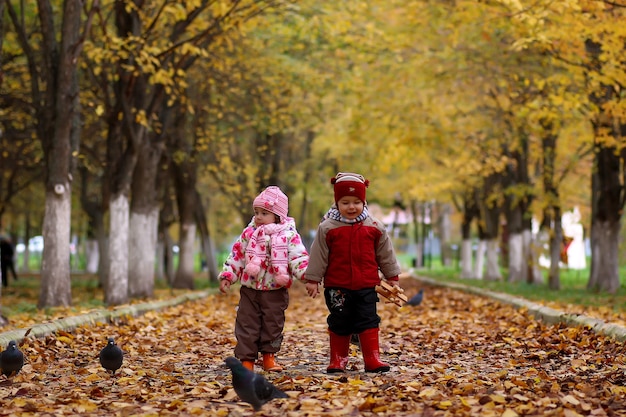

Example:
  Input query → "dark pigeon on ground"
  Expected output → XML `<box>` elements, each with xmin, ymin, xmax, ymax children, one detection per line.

<box><xmin>99</xmin><ymin>337</ymin><xmax>123</xmax><ymax>375</ymax></box>
<box><xmin>224</xmin><ymin>356</ymin><xmax>288</xmax><ymax>411</ymax></box>
<box><xmin>0</xmin><ymin>340</ymin><xmax>24</xmax><ymax>377</ymax></box>
<box><xmin>407</xmin><ymin>288</ymin><xmax>424</xmax><ymax>306</ymax></box>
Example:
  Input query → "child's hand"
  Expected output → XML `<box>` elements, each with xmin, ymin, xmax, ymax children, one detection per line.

<box><xmin>305</xmin><ymin>281</ymin><xmax>319</xmax><ymax>298</ymax></box>
<box><xmin>386</xmin><ymin>276</ymin><xmax>400</xmax><ymax>287</ymax></box>
<box><xmin>219</xmin><ymin>279</ymin><xmax>231</xmax><ymax>293</ymax></box>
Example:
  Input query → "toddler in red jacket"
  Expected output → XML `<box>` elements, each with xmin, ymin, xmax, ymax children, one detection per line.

<box><xmin>305</xmin><ymin>172</ymin><xmax>402</xmax><ymax>373</ymax></box>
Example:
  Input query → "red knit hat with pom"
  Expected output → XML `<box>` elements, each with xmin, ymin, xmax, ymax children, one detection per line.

<box><xmin>253</xmin><ymin>186</ymin><xmax>289</xmax><ymax>219</ymax></box>
<box><xmin>331</xmin><ymin>172</ymin><xmax>369</xmax><ymax>203</ymax></box>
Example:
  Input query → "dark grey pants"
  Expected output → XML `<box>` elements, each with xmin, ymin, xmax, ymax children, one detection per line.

<box><xmin>234</xmin><ymin>286</ymin><xmax>289</xmax><ymax>361</ymax></box>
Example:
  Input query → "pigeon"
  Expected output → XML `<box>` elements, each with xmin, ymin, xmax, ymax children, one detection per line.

<box><xmin>224</xmin><ymin>356</ymin><xmax>288</xmax><ymax>411</ymax></box>
<box><xmin>0</xmin><ymin>340</ymin><xmax>24</xmax><ymax>377</ymax></box>
<box><xmin>99</xmin><ymin>337</ymin><xmax>123</xmax><ymax>375</ymax></box>
<box><xmin>407</xmin><ymin>288</ymin><xmax>424</xmax><ymax>306</ymax></box>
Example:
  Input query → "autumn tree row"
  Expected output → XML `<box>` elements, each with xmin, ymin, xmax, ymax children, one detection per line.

<box><xmin>334</xmin><ymin>0</ymin><xmax>625</xmax><ymax>293</ymax></box>
<box><xmin>1</xmin><ymin>0</ymin><xmax>625</xmax><ymax>315</ymax></box>
<box><xmin>0</xmin><ymin>0</ymin><xmax>335</xmax><ymax>309</ymax></box>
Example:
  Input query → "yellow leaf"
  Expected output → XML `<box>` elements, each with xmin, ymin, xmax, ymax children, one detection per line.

<box><xmin>490</xmin><ymin>394</ymin><xmax>506</xmax><ymax>404</ymax></box>
<box><xmin>56</xmin><ymin>336</ymin><xmax>73</xmax><ymax>345</ymax></box>
<box><xmin>419</xmin><ymin>387</ymin><xmax>440</xmax><ymax>399</ymax></box>
<box><xmin>85</xmin><ymin>373</ymin><xmax>100</xmax><ymax>382</ymax></box>
<box><xmin>436</xmin><ymin>400</ymin><xmax>453</xmax><ymax>409</ymax></box>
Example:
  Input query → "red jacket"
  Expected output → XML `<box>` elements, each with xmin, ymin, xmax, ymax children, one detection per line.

<box><xmin>306</xmin><ymin>216</ymin><xmax>401</xmax><ymax>290</ymax></box>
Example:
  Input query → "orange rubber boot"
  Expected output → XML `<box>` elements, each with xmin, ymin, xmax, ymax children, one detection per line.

<box><xmin>242</xmin><ymin>360</ymin><xmax>254</xmax><ymax>371</ymax></box>
<box><xmin>262</xmin><ymin>353</ymin><xmax>283</xmax><ymax>372</ymax></box>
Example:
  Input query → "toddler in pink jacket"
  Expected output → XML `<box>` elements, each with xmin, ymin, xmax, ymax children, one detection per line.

<box><xmin>219</xmin><ymin>186</ymin><xmax>309</xmax><ymax>372</ymax></box>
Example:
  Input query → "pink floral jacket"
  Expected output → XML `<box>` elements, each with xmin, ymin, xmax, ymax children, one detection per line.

<box><xmin>218</xmin><ymin>217</ymin><xmax>309</xmax><ymax>290</ymax></box>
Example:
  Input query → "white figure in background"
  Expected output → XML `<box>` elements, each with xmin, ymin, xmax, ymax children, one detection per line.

<box><xmin>562</xmin><ymin>207</ymin><xmax>586</xmax><ymax>270</ymax></box>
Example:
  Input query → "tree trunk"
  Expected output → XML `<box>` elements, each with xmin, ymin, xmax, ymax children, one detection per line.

<box><xmin>155</xmin><ymin>238</ymin><xmax>165</xmax><ymax>281</ymax></box>
<box><xmin>460</xmin><ymin>239</ymin><xmax>474</xmax><ymax>279</ymax></box>
<box><xmin>588</xmin><ymin>220</ymin><xmax>621</xmax><ymax>293</ymax></box>
<box><xmin>200</xmin><ymin>234</ymin><xmax>218</xmax><ymax>280</ymax></box>
<box><xmin>172</xmin><ymin>178</ymin><xmax>197</xmax><ymax>289</ymax></box>
<box><xmin>477</xmin><ymin>172</ymin><xmax>502</xmax><ymax>281</ymax></box>
<box><xmin>438</xmin><ymin>203</ymin><xmax>452</xmax><ymax>267</ymax></box>
<box><xmin>128</xmin><ymin>131</ymin><xmax>165</xmax><ymax>298</ymax></box>
<box><xmin>474</xmin><ymin>239</ymin><xmax>486</xmax><ymax>280</ymax></box>
<box><xmin>128</xmin><ymin>208</ymin><xmax>158</xmax><ymax>298</ymax></box>
<box><xmin>584</xmin><ymin>40</ymin><xmax>625</xmax><ymax>294</ymax></box>
<box><xmin>164</xmin><ymin>230</ymin><xmax>175</xmax><ymax>284</ymax></box>
<box><xmin>21</xmin><ymin>213</ymin><xmax>32</xmax><ymax>272</ymax></box>
<box><xmin>459</xmin><ymin>190</ymin><xmax>478</xmax><ymax>279</ymax></box>
<box><xmin>97</xmin><ymin>232</ymin><xmax>109</xmax><ymax>287</ymax></box>
<box><xmin>105</xmin><ymin>194</ymin><xmax>130</xmax><ymax>305</ymax></box>
<box><xmin>39</xmin><ymin>188</ymin><xmax>72</xmax><ymax>307</ymax></box>
<box><xmin>174</xmin><ymin>222</ymin><xmax>196</xmax><ymax>289</ymax></box>
<box><xmin>540</xmin><ymin>118</ymin><xmax>561</xmax><ymax>290</ymax></box>
<box><xmin>194</xmin><ymin>190</ymin><xmax>219</xmax><ymax>281</ymax></box>
<box><xmin>507</xmin><ymin>232</ymin><xmax>524</xmax><ymax>282</ymax></box>
<box><xmin>524</xmin><ymin>229</ymin><xmax>543</xmax><ymax>284</ymax></box>
<box><xmin>170</xmin><ymin>119</ymin><xmax>198</xmax><ymax>289</ymax></box>
<box><xmin>485</xmin><ymin>238</ymin><xmax>502</xmax><ymax>281</ymax></box>
<box><xmin>587</xmin><ymin>142</ymin><xmax>623</xmax><ymax>293</ymax></box>
<box><xmin>410</xmin><ymin>200</ymin><xmax>422</xmax><ymax>268</ymax></box>
<box><xmin>548</xmin><ymin>208</ymin><xmax>562</xmax><ymax>290</ymax></box>
<box><xmin>85</xmin><ymin>238</ymin><xmax>99</xmax><ymax>274</ymax></box>
<box><xmin>37</xmin><ymin>0</ymin><xmax>90</xmax><ymax>307</ymax></box>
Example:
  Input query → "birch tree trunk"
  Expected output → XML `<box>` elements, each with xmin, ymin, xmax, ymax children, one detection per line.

<box><xmin>460</xmin><ymin>239</ymin><xmax>474</xmax><ymax>279</ymax></box>
<box><xmin>485</xmin><ymin>238</ymin><xmax>502</xmax><ymax>281</ymax></box>
<box><xmin>39</xmin><ymin>187</ymin><xmax>72</xmax><ymax>307</ymax></box>
<box><xmin>105</xmin><ymin>194</ymin><xmax>129</xmax><ymax>305</ymax></box>
<box><xmin>588</xmin><ymin>220</ymin><xmax>621</xmax><ymax>293</ymax></box>
<box><xmin>585</xmin><ymin>40</ymin><xmax>624</xmax><ymax>294</ymax></box>
<box><xmin>128</xmin><ymin>137</ymin><xmax>164</xmax><ymax>298</ymax></box>
<box><xmin>35</xmin><ymin>0</ymin><xmax>96</xmax><ymax>307</ymax></box>
<box><xmin>507</xmin><ymin>232</ymin><xmax>524</xmax><ymax>282</ymax></box>
<box><xmin>474</xmin><ymin>239</ymin><xmax>486</xmax><ymax>280</ymax></box>
<box><xmin>128</xmin><ymin>208</ymin><xmax>158</xmax><ymax>298</ymax></box>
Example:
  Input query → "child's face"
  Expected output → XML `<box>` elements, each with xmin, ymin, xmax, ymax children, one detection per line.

<box><xmin>254</xmin><ymin>207</ymin><xmax>277</xmax><ymax>226</ymax></box>
<box><xmin>337</xmin><ymin>196</ymin><xmax>364</xmax><ymax>220</ymax></box>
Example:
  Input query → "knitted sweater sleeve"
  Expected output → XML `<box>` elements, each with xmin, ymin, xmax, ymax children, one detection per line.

<box><xmin>218</xmin><ymin>227</ymin><xmax>253</xmax><ymax>283</ymax></box>
<box><xmin>287</xmin><ymin>231</ymin><xmax>309</xmax><ymax>282</ymax></box>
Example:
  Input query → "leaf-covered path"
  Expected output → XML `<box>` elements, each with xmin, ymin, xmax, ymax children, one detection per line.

<box><xmin>1</xmin><ymin>277</ymin><xmax>625</xmax><ymax>416</ymax></box>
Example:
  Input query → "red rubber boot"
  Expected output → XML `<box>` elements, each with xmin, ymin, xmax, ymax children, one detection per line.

<box><xmin>358</xmin><ymin>328</ymin><xmax>390</xmax><ymax>373</ymax></box>
<box><xmin>327</xmin><ymin>331</ymin><xmax>351</xmax><ymax>373</ymax></box>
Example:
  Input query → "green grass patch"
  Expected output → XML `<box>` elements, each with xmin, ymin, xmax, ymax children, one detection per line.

<box><xmin>0</xmin><ymin>273</ymin><xmax>219</xmax><ymax>322</ymax></box>
<box><xmin>414</xmin><ymin>265</ymin><xmax>626</xmax><ymax>314</ymax></box>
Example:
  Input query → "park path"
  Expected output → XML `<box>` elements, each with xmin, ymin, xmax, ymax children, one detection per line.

<box><xmin>0</xmin><ymin>277</ymin><xmax>624</xmax><ymax>416</ymax></box>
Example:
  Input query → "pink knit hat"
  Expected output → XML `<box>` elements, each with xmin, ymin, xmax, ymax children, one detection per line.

<box><xmin>331</xmin><ymin>172</ymin><xmax>369</xmax><ymax>203</ymax></box>
<box><xmin>253</xmin><ymin>186</ymin><xmax>289</xmax><ymax>219</ymax></box>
